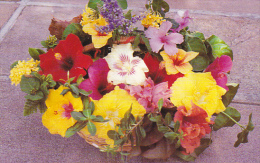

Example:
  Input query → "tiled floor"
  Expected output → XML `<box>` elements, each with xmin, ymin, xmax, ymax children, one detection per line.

<box><xmin>0</xmin><ymin>0</ymin><xmax>259</xmax><ymax>162</ymax></box>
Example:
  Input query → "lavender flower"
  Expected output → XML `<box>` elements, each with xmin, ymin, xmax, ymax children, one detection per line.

<box><xmin>98</xmin><ymin>0</ymin><xmax>143</xmax><ymax>35</ymax></box>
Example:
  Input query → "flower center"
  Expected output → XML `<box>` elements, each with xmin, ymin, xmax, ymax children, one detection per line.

<box><xmin>160</xmin><ymin>36</ymin><xmax>168</xmax><ymax>43</ymax></box>
<box><xmin>55</xmin><ymin>53</ymin><xmax>62</xmax><ymax>60</ymax></box>
<box><xmin>61</xmin><ymin>57</ymin><xmax>74</xmax><ymax>71</ymax></box>
<box><xmin>62</xmin><ymin>102</ymin><xmax>74</xmax><ymax>119</ymax></box>
<box><xmin>106</xmin><ymin>110</ymin><xmax>120</xmax><ymax>128</ymax></box>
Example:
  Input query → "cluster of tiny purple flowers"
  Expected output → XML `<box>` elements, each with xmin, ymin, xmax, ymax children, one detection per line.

<box><xmin>98</xmin><ymin>0</ymin><xmax>143</xmax><ymax>35</ymax></box>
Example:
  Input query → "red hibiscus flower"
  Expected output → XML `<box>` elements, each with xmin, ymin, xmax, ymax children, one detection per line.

<box><xmin>174</xmin><ymin>102</ymin><xmax>213</xmax><ymax>154</ymax></box>
<box><xmin>39</xmin><ymin>34</ymin><xmax>93</xmax><ymax>83</ymax></box>
<box><xmin>143</xmin><ymin>53</ymin><xmax>184</xmax><ymax>88</ymax></box>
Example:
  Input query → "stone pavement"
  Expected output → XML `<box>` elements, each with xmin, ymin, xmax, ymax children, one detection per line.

<box><xmin>0</xmin><ymin>0</ymin><xmax>259</xmax><ymax>162</ymax></box>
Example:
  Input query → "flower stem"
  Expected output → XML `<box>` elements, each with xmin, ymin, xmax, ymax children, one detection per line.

<box><xmin>221</xmin><ymin>111</ymin><xmax>246</xmax><ymax>130</ymax></box>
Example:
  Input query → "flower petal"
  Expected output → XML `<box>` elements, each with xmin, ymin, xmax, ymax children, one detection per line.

<box><xmin>158</xmin><ymin>21</ymin><xmax>172</xmax><ymax>35</ymax></box>
<box><xmin>144</xmin><ymin>26</ymin><xmax>159</xmax><ymax>38</ymax></box>
<box><xmin>176</xmin><ymin>63</ymin><xmax>193</xmax><ymax>74</ymax></box>
<box><xmin>149</xmin><ymin>37</ymin><xmax>164</xmax><ymax>53</ymax></box>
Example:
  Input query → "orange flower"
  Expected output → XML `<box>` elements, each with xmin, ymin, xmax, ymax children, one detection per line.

<box><xmin>160</xmin><ymin>49</ymin><xmax>198</xmax><ymax>75</ymax></box>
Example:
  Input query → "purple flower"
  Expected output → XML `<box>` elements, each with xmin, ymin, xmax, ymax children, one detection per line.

<box><xmin>145</xmin><ymin>21</ymin><xmax>184</xmax><ymax>55</ymax></box>
<box><xmin>125</xmin><ymin>77</ymin><xmax>172</xmax><ymax>113</ymax></box>
<box><xmin>205</xmin><ymin>55</ymin><xmax>233</xmax><ymax>91</ymax></box>
<box><xmin>79</xmin><ymin>58</ymin><xmax>115</xmax><ymax>100</ymax></box>
<box><xmin>174</xmin><ymin>10</ymin><xmax>192</xmax><ymax>32</ymax></box>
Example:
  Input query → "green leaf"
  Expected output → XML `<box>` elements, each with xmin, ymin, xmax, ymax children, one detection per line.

<box><xmin>117</xmin><ymin>0</ymin><xmax>127</xmax><ymax>9</ymax></box>
<box><xmin>88</xmin><ymin>0</ymin><xmax>103</xmax><ymax>10</ymax></box>
<box><xmin>65</xmin><ymin>121</ymin><xmax>88</xmax><ymax>138</ymax></box>
<box><xmin>76</xmin><ymin>74</ymin><xmax>83</xmax><ymax>85</ymax></box>
<box><xmin>158</xmin><ymin>98</ymin><xmax>163</xmax><ymax>112</ymax></box>
<box><xmin>87</xmin><ymin>121</ymin><xmax>96</xmax><ymax>136</ymax></box>
<box><xmin>70</xmin><ymin>84</ymin><xmax>79</xmax><ymax>95</ymax></box>
<box><xmin>213</xmin><ymin>107</ymin><xmax>241</xmax><ymax>131</ymax></box>
<box><xmin>133</xmin><ymin>34</ymin><xmax>140</xmax><ymax>49</ymax></box>
<box><xmin>20</xmin><ymin>75</ymin><xmax>41</xmax><ymax>94</ymax></box>
<box><xmin>141</xmin><ymin>35</ymin><xmax>152</xmax><ymax>52</ymax></box>
<box><xmin>107</xmin><ymin>130</ymin><xmax>120</xmax><ymax>140</ymax></box>
<box><xmin>246</xmin><ymin>113</ymin><xmax>254</xmax><ymax>131</ymax></box>
<box><xmin>83</xmin><ymin>108</ymin><xmax>92</xmax><ymax>118</ymax></box>
<box><xmin>114</xmin><ymin>139</ymin><xmax>124</xmax><ymax>145</ymax></box>
<box><xmin>184</xmin><ymin>34</ymin><xmax>210</xmax><ymax>71</ymax></box>
<box><xmin>174</xmin><ymin>121</ymin><xmax>180</xmax><ymax>133</ymax></box>
<box><xmin>164</xmin><ymin>132</ymin><xmax>178</xmax><ymax>140</ymax></box>
<box><xmin>165</xmin><ymin>112</ymin><xmax>172</xmax><ymax>126</ymax></box>
<box><xmin>206</xmin><ymin>35</ymin><xmax>233</xmax><ymax>60</ymax></box>
<box><xmin>161</xmin><ymin>1</ymin><xmax>169</xmax><ymax>13</ymax></box>
<box><xmin>92</xmin><ymin>115</ymin><xmax>105</xmax><ymax>122</ymax></box>
<box><xmin>10</xmin><ymin>61</ymin><xmax>18</xmax><ymax>69</ymax></box>
<box><xmin>23</xmin><ymin>99</ymin><xmax>39</xmax><ymax>116</ymax></box>
<box><xmin>60</xmin><ymin>89</ymin><xmax>70</xmax><ymax>95</ymax></box>
<box><xmin>25</xmin><ymin>91</ymin><xmax>44</xmax><ymax>101</ymax></box>
<box><xmin>28</xmin><ymin>48</ymin><xmax>40</xmax><ymax>60</ymax></box>
<box><xmin>149</xmin><ymin>115</ymin><xmax>162</xmax><ymax>123</ymax></box>
<box><xmin>88</xmin><ymin>101</ymin><xmax>95</xmax><ymax>113</ymax></box>
<box><xmin>124</xmin><ymin>9</ymin><xmax>132</xmax><ymax>20</ymax></box>
<box><xmin>222</xmin><ymin>83</ymin><xmax>239</xmax><ymax>106</ymax></box>
<box><xmin>41</xmin><ymin>41</ymin><xmax>47</xmax><ymax>48</ymax></box>
<box><xmin>71</xmin><ymin>111</ymin><xmax>87</xmax><ymax>121</ymax></box>
<box><xmin>158</xmin><ymin>126</ymin><xmax>169</xmax><ymax>133</ymax></box>
<box><xmin>62</xmin><ymin>23</ymin><xmax>84</xmax><ymax>40</ymax></box>
<box><xmin>190</xmin><ymin>32</ymin><xmax>205</xmax><ymax>40</ymax></box>
<box><xmin>79</xmin><ymin>89</ymin><xmax>92</xmax><ymax>96</ymax></box>
<box><xmin>139</xmin><ymin>125</ymin><xmax>146</xmax><ymax>138</ymax></box>
<box><xmin>82</xmin><ymin>96</ymin><xmax>89</xmax><ymax>110</ymax></box>
<box><xmin>168</xmin><ymin>121</ymin><xmax>175</xmax><ymax>128</ymax></box>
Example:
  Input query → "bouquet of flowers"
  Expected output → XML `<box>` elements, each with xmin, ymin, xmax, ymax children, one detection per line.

<box><xmin>9</xmin><ymin>0</ymin><xmax>254</xmax><ymax>161</ymax></box>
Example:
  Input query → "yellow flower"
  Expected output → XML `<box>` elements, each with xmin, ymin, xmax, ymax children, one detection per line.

<box><xmin>9</xmin><ymin>58</ymin><xmax>40</xmax><ymax>86</ymax></box>
<box><xmin>170</xmin><ymin>72</ymin><xmax>226</xmax><ymax>121</ymax></box>
<box><xmin>80</xmin><ymin>86</ymin><xmax>146</xmax><ymax>146</ymax></box>
<box><xmin>141</xmin><ymin>12</ymin><xmax>165</xmax><ymax>28</ymax></box>
<box><xmin>42</xmin><ymin>86</ymin><xmax>83</xmax><ymax>137</ymax></box>
<box><xmin>160</xmin><ymin>49</ymin><xmax>198</xmax><ymax>75</ymax></box>
<box><xmin>81</xmin><ymin>6</ymin><xmax>98</xmax><ymax>26</ymax></box>
<box><xmin>82</xmin><ymin>16</ymin><xmax>112</xmax><ymax>48</ymax></box>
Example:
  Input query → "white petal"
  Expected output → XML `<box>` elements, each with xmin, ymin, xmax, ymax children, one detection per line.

<box><xmin>107</xmin><ymin>70</ymin><xmax>127</xmax><ymax>85</ymax></box>
<box><xmin>125</xmin><ymin>68</ymin><xmax>147</xmax><ymax>86</ymax></box>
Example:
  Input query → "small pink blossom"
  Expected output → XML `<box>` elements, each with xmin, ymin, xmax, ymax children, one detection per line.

<box><xmin>173</xmin><ymin>10</ymin><xmax>192</xmax><ymax>32</ymax></box>
<box><xmin>205</xmin><ymin>55</ymin><xmax>233</xmax><ymax>91</ymax></box>
<box><xmin>125</xmin><ymin>77</ymin><xmax>172</xmax><ymax>113</ymax></box>
<box><xmin>145</xmin><ymin>21</ymin><xmax>184</xmax><ymax>55</ymax></box>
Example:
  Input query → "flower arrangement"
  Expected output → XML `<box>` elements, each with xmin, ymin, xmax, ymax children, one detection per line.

<box><xmin>10</xmin><ymin>0</ymin><xmax>254</xmax><ymax>161</ymax></box>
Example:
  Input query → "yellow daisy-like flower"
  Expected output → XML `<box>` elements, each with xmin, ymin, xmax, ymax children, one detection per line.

<box><xmin>42</xmin><ymin>86</ymin><xmax>83</xmax><ymax>137</ymax></box>
<box><xmin>9</xmin><ymin>58</ymin><xmax>40</xmax><ymax>86</ymax></box>
<box><xmin>170</xmin><ymin>72</ymin><xmax>226</xmax><ymax>121</ymax></box>
<box><xmin>80</xmin><ymin>86</ymin><xmax>146</xmax><ymax>146</ymax></box>
<box><xmin>160</xmin><ymin>49</ymin><xmax>198</xmax><ymax>75</ymax></box>
<box><xmin>141</xmin><ymin>12</ymin><xmax>165</xmax><ymax>28</ymax></box>
<box><xmin>82</xmin><ymin>16</ymin><xmax>112</xmax><ymax>48</ymax></box>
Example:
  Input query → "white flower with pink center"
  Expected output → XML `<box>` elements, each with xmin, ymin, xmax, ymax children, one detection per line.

<box><xmin>104</xmin><ymin>43</ymin><xmax>149</xmax><ymax>86</ymax></box>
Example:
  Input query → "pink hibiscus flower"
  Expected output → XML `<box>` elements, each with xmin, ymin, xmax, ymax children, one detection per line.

<box><xmin>173</xmin><ymin>10</ymin><xmax>192</xmax><ymax>32</ymax></box>
<box><xmin>205</xmin><ymin>55</ymin><xmax>232</xmax><ymax>91</ymax></box>
<box><xmin>125</xmin><ymin>77</ymin><xmax>172</xmax><ymax>113</ymax></box>
<box><xmin>79</xmin><ymin>58</ymin><xmax>114</xmax><ymax>100</ymax></box>
<box><xmin>144</xmin><ymin>21</ymin><xmax>184</xmax><ymax>55</ymax></box>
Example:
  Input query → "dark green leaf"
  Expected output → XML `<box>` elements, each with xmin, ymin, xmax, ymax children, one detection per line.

<box><xmin>41</xmin><ymin>41</ymin><xmax>47</xmax><ymax>48</ymax></box>
<box><xmin>65</xmin><ymin>121</ymin><xmax>87</xmax><ymax>138</ymax></box>
<box><xmin>158</xmin><ymin>98</ymin><xmax>163</xmax><ymax>112</ymax></box>
<box><xmin>139</xmin><ymin>125</ymin><xmax>146</xmax><ymax>138</ymax></box>
<box><xmin>88</xmin><ymin>0</ymin><xmax>102</xmax><ymax>10</ymax></box>
<box><xmin>83</xmin><ymin>108</ymin><xmax>92</xmax><ymax>118</ymax></box>
<box><xmin>118</xmin><ymin>126</ymin><xmax>124</xmax><ymax>136</ymax></box>
<box><xmin>164</xmin><ymin>132</ymin><xmax>178</xmax><ymax>140</ymax></box>
<box><xmin>70</xmin><ymin>84</ymin><xmax>79</xmax><ymax>95</ymax></box>
<box><xmin>107</xmin><ymin>130</ymin><xmax>120</xmax><ymax>140</ymax></box>
<box><xmin>161</xmin><ymin>1</ymin><xmax>169</xmax><ymax>13</ymax></box>
<box><xmin>168</xmin><ymin>121</ymin><xmax>175</xmax><ymax>128</ymax></box>
<box><xmin>79</xmin><ymin>89</ymin><xmax>92</xmax><ymax>96</ymax></box>
<box><xmin>165</xmin><ymin>112</ymin><xmax>172</xmax><ymax>126</ymax></box>
<box><xmin>10</xmin><ymin>61</ymin><xmax>18</xmax><ymax>69</ymax></box>
<box><xmin>36</xmin><ymin>48</ymin><xmax>45</xmax><ymax>55</ymax></box>
<box><xmin>88</xmin><ymin>101</ymin><xmax>95</xmax><ymax>113</ymax></box>
<box><xmin>60</xmin><ymin>89</ymin><xmax>70</xmax><ymax>95</ymax></box>
<box><xmin>149</xmin><ymin>115</ymin><xmax>162</xmax><ymax>123</ymax></box>
<box><xmin>222</xmin><ymin>83</ymin><xmax>239</xmax><ymax>106</ymax></box>
<box><xmin>62</xmin><ymin>23</ymin><xmax>84</xmax><ymax>40</ymax></box>
<box><xmin>117</xmin><ymin>0</ymin><xmax>127</xmax><ymax>9</ymax></box>
<box><xmin>87</xmin><ymin>121</ymin><xmax>96</xmax><ymax>136</ymax></box>
<box><xmin>25</xmin><ymin>91</ymin><xmax>44</xmax><ymax>101</ymax></box>
<box><xmin>193</xmin><ymin>138</ymin><xmax>212</xmax><ymax>156</ymax></box>
<box><xmin>38</xmin><ymin>101</ymin><xmax>47</xmax><ymax>113</ymax></box>
<box><xmin>90</xmin><ymin>115</ymin><xmax>96</xmax><ymax>120</ymax></box>
<box><xmin>206</xmin><ymin>35</ymin><xmax>233</xmax><ymax>60</ymax></box>
<box><xmin>114</xmin><ymin>139</ymin><xmax>124</xmax><ymax>145</ymax></box>
<box><xmin>71</xmin><ymin>111</ymin><xmax>87</xmax><ymax>121</ymax></box>
<box><xmin>28</xmin><ymin>48</ymin><xmax>40</xmax><ymax>60</ymax></box>
<box><xmin>213</xmin><ymin>107</ymin><xmax>241</xmax><ymax>131</ymax></box>
<box><xmin>234</xmin><ymin>130</ymin><xmax>249</xmax><ymax>147</ymax></box>
<box><xmin>20</xmin><ymin>75</ymin><xmax>41</xmax><ymax>94</ymax></box>
<box><xmin>175</xmin><ymin>151</ymin><xmax>196</xmax><ymax>161</ymax></box>
<box><xmin>66</xmin><ymin>77</ymin><xmax>75</xmax><ymax>84</ymax></box>
<box><xmin>175</xmin><ymin>139</ymin><xmax>181</xmax><ymax>148</ymax></box>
